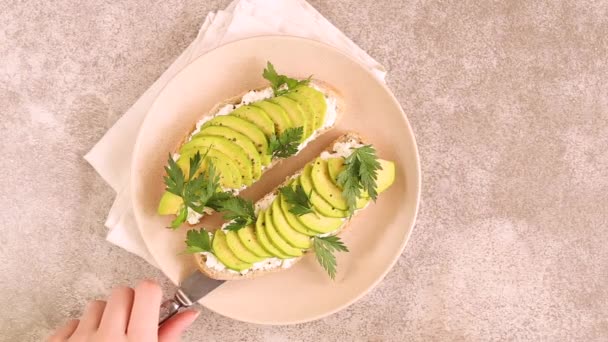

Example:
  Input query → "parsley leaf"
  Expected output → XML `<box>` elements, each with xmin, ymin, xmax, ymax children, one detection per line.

<box><xmin>313</xmin><ymin>235</ymin><xmax>349</xmax><ymax>279</ymax></box>
<box><xmin>216</xmin><ymin>196</ymin><xmax>257</xmax><ymax>231</ymax></box>
<box><xmin>205</xmin><ymin>190</ymin><xmax>236</xmax><ymax>212</ymax></box>
<box><xmin>337</xmin><ymin>145</ymin><xmax>382</xmax><ymax>215</ymax></box>
<box><xmin>163</xmin><ymin>150</ymin><xmax>223</xmax><ymax>228</ymax></box>
<box><xmin>163</xmin><ymin>155</ymin><xmax>186</xmax><ymax>198</ymax></box>
<box><xmin>267</xmin><ymin>126</ymin><xmax>303</xmax><ymax>159</ymax></box>
<box><xmin>280</xmin><ymin>184</ymin><xmax>313</xmax><ymax>216</ymax></box>
<box><xmin>184</xmin><ymin>228</ymin><xmax>212</xmax><ymax>254</ymax></box>
<box><xmin>263</xmin><ymin>62</ymin><xmax>311</xmax><ymax>96</ymax></box>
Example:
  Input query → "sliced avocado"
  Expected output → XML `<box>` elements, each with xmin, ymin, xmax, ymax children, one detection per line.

<box><xmin>312</xmin><ymin>158</ymin><xmax>369</xmax><ymax>209</ymax></box>
<box><xmin>327</xmin><ymin>157</ymin><xmax>344</xmax><ymax>186</ymax></box>
<box><xmin>285</xmin><ymin>92</ymin><xmax>316</xmax><ymax>135</ymax></box>
<box><xmin>335</xmin><ymin>158</ymin><xmax>395</xmax><ymax>199</ymax></box>
<box><xmin>177</xmin><ymin>151</ymin><xmax>241</xmax><ymax>189</ymax></box>
<box><xmin>157</xmin><ymin>191</ymin><xmax>183</xmax><ymax>215</ymax></box>
<box><xmin>278</xmin><ymin>193</ymin><xmax>320</xmax><ymax>236</ymax></box>
<box><xmin>255</xmin><ymin>210</ymin><xmax>291</xmax><ymax>259</ymax></box>
<box><xmin>311</xmin><ymin>158</ymin><xmax>348</xmax><ymax>210</ymax></box>
<box><xmin>202</xmin><ymin>115</ymin><xmax>271</xmax><ymax>166</ymax></box>
<box><xmin>299</xmin><ymin>164</ymin><xmax>348</xmax><ymax>218</ymax></box>
<box><xmin>225</xmin><ymin>230</ymin><xmax>264</xmax><ymax>263</ymax></box>
<box><xmin>180</xmin><ymin>136</ymin><xmax>253</xmax><ymax>186</ymax></box>
<box><xmin>297</xmin><ymin>209</ymin><xmax>344</xmax><ymax>234</ymax></box>
<box><xmin>236</xmin><ymin>225</ymin><xmax>272</xmax><ymax>258</ymax></box>
<box><xmin>211</xmin><ymin>230</ymin><xmax>252</xmax><ymax>271</ymax></box>
<box><xmin>195</xmin><ymin>125</ymin><xmax>262</xmax><ymax>180</ymax></box>
<box><xmin>291</xmin><ymin>86</ymin><xmax>327</xmax><ymax>130</ymax></box>
<box><xmin>269</xmin><ymin>96</ymin><xmax>309</xmax><ymax>140</ymax></box>
<box><xmin>271</xmin><ymin>197</ymin><xmax>312</xmax><ymax>249</ymax></box>
<box><xmin>264</xmin><ymin>209</ymin><xmax>303</xmax><ymax>257</ymax></box>
<box><xmin>230</xmin><ymin>105</ymin><xmax>275</xmax><ymax>137</ymax></box>
<box><xmin>251</xmin><ymin>100</ymin><xmax>293</xmax><ymax>133</ymax></box>
<box><xmin>377</xmin><ymin>159</ymin><xmax>396</xmax><ymax>193</ymax></box>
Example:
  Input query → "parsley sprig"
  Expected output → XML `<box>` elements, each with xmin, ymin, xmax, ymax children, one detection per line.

<box><xmin>163</xmin><ymin>150</ymin><xmax>226</xmax><ymax>228</ymax></box>
<box><xmin>216</xmin><ymin>196</ymin><xmax>257</xmax><ymax>231</ymax></box>
<box><xmin>313</xmin><ymin>235</ymin><xmax>349</xmax><ymax>279</ymax></box>
<box><xmin>336</xmin><ymin>145</ymin><xmax>382</xmax><ymax>215</ymax></box>
<box><xmin>280</xmin><ymin>184</ymin><xmax>313</xmax><ymax>216</ymax></box>
<box><xmin>267</xmin><ymin>126</ymin><xmax>303</xmax><ymax>158</ymax></box>
<box><xmin>184</xmin><ymin>228</ymin><xmax>212</xmax><ymax>254</ymax></box>
<box><xmin>263</xmin><ymin>62</ymin><xmax>310</xmax><ymax>96</ymax></box>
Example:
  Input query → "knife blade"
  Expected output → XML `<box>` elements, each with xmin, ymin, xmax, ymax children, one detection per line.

<box><xmin>158</xmin><ymin>270</ymin><xmax>225</xmax><ymax>325</ymax></box>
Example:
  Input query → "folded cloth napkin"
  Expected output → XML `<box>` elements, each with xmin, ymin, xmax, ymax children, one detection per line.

<box><xmin>84</xmin><ymin>0</ymin><xmax>386</xmax><ymax>267</ymax></box>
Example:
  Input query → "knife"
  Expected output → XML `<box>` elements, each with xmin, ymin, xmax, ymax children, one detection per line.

<box><xmin>158</xmin><ymin>271</ymin><xmax>225</xmax><ymax>325</ymax></box>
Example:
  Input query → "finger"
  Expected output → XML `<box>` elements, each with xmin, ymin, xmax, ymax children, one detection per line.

<box><xmin>47</xmin><ymin>319</ymin><xmax>79</xmax><ymax>341</ymax></box>
<box><xmin>99</xmin><ymin>286</ymin><xmax>135</xmax><ymax>333</ymax></box>
<box><xmin>158</xmin><ymin>309</ymin><xmax>200</xmax><ymax>342</ymax></box>
<box><xmin>126</xmin><ymin>279</ymin><xmax>163</xmax><ymax>338</ymax></box>
<box><xmin>73</xmin><ymin>300</ymin><xmax>106</xmax><ymax>333</ymax></box>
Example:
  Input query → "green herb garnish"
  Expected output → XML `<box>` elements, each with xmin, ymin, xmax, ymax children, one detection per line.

<box><xmin>313</xmin><ymin>235</ymin><xmax>349</xmax><ymax>279</ymax></box>
<box><xmin>267</xmin><ymin>126</ymin><xmax>303</xmax><ymax>159</ymax></box>
<box><xmin>216</xmin><ymin>196</ymin><xmax>257</xmax><ymax>231</ymax></box>
<box><xmin>336</xmin><ymin>145</ymin><xmax>382</xmax><ymax>215</ymax></box>
<box><xmin>184</xmin><ymin>228</ymin><xmax>212</xmax><ymax>254</ymax></box>
<box><xmin>163</xmin><ymin>149</ymin><xmax>222</xmax><ymax>228</ymax></box>
<box><xmin>263</xmin><ymin>62</ymin><xmax>310</xmax><ymax>96</ymax></box>
<box><xmin>279</xmin><ymin>184</ymin><xmax>313</xmax><ymax>216</ymax></box>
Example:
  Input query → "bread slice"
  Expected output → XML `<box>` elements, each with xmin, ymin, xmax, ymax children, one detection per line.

<box><xmin>163</xmin><ymin>80</ymin><xmax>345</xmax><ymax>224</ymax></box>
<box><xmin>195</xmin><ymin>132</ymin><xmax>368</xmax><ymax>280</ymax></box>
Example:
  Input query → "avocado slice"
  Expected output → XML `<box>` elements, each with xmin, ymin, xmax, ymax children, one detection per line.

<box><xmin>255</xmin><ymin>210</ymin><xmax>291</xmax><ymax>259</ymax></box>
<box><xmin>236</xmin><ymin>225</ymin><xmax>272</xmax><ymax>258</ymax></box>
<box><xmin>278</xmin><ymin>193</ymin><xmax>320</xmax><ymax>236</ymax></box>
<box><xmin>296</xmin><ymin>209</ymin><xmax>344</xmax><ymax>234</ymax></box>
<box><xmin>291</xmin><ymin>86</ymin><xmax>327</xmax><ymax>130</ymax></box>
<box><xmin>230</xmin><ymin>105</ymin><xmax>275</xmax><ymax>137</ymax></box>
<box><xmin>377</xmin><ymin>159</ymin><xmax>396</xmax><ymax>193</ymax></box>
<box><xmin>310</xmin><ymin>158</ymin><xmax>370</xmax><ymax>209</ymax></box>
<box><xmin>195</xmin><ymin>125</ymin><xmax>262</xmax><ymax>180</ymax></box>
<box><xmin>157</xmin><ymin>191</ymin><xmax>183</xmax><ymax>215</ymax></box>
<box><xmin>271</xmin><ymin>197</ymin><xmax>312</xmax><ymax>249</ymax></box>
<box><xmin>330</xmin><ymin>158</ymin><xmax>395</xmax><ymax>198</ymax></box>
<box><xmin>310</xmin><ymin>158</ymin><xmax>348</xmax><ymax>210</ymax></box>
<box><xmin>225</xmin><ymin>230</ymin><xmax>264</xmax><ymax>263</ymax></box>
<box><xmin>177</xmin><ymin>151</ymin><xmax>242</xmax><ymax>189</ymax></box>
<box><xmin>251</xmin><ymin>100</ymin><xmax>293</xmax><ymax>133</ymax></box>
<box><xmin>285</xmin><ymin>92</ymin><xmax>316</xmax><ymax>135</ymax></box>
<box><xmin>326</xmin><ymin>157</ymin><xmax>344</xmax><ymax>186</ymax></box>
<box><xmin>269</xmin><ymin>96</ymin><xmax>309</xmax><ymax>140</ymax></box>
<box><xmin>299</xmin><ymin>164</ymin><xmax>348</xmax><ymax>218</ymax></box>
<box><xmin>180</xmin><ymin>136</ymin><xmax>253</xmax><ymax>186</ymax></box>
<box><xmin>211</xmin><ymin>230</ymin><xmax>252</xmax><ymax>271</ymax></box>
<box><xmin>202</xmin><ymin>115</ymin><xmax>271</xmax><ymax>166</ymax></box>
<box><xmin>264</xmin><ymin>209</ymin><xmax>303</xmax><ymax>257</ymax></box>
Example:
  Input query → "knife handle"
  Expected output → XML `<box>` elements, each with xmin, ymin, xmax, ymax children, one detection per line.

<box><xmin>158</xmin><ymin>289</ymin><xmax>194</xmax><ymax>326</ymax></box>
<box><xmin>158</xmin><ymin>299</ymin><xmax>181</xmax><ymax>325</ymax></box>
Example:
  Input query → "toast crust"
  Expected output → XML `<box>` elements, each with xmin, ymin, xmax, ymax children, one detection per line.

<box><xmin>194</xmin><ymin>132</ymin><xmax>368</xmax><ymax>280</ymax></box>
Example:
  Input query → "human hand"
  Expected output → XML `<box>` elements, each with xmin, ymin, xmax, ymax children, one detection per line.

<box><xmin>48</xmin><ymin>280</ymin><xmax>199</xmax><ymax>342</ymax></box>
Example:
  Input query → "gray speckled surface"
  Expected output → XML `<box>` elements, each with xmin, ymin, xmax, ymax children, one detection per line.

<box><xmin>2</xmin><ymin>0</ymin><xmax>608</xmax><ymax>341</ymax></box>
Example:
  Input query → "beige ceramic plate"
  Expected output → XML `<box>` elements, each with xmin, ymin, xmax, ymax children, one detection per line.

<box><xmin>131</xmin><ymin>36</ymin><xmax>420</xmax><ymax>325</ymax></box>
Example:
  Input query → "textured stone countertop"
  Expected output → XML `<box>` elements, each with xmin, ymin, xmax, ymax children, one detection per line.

<box><xmin>2</xmin><ymin>1</ymin><xmax>607</xmax><ymax>341</ymax></box>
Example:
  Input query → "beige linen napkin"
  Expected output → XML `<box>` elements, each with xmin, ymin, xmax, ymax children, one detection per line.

<box><xmin>84</xmin><ymin>0</ymin><xmax>386</xmax><ymax>266</ymax></box>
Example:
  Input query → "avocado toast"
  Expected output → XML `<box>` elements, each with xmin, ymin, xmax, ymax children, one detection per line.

<box><xmin>158</xmin><ymin>62</ymin><xmax>344</xmax><ymax>227</ymax></box>
<box><xmin>186</xmin><ymin>133</ymin><xmax>396</xmax><ymax>280</ymax></box>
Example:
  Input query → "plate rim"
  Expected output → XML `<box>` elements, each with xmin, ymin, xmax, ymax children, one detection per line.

<box><xmin>130</xmin><ymin>35</ymin><xmax>421</xmax><ymax>325</ymax></box>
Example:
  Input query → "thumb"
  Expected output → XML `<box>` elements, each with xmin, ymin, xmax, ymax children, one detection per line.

<box><xmin>158</xmin><ymin>309</ymin><xmax>200</xmax><ymax>342</ymax></box>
